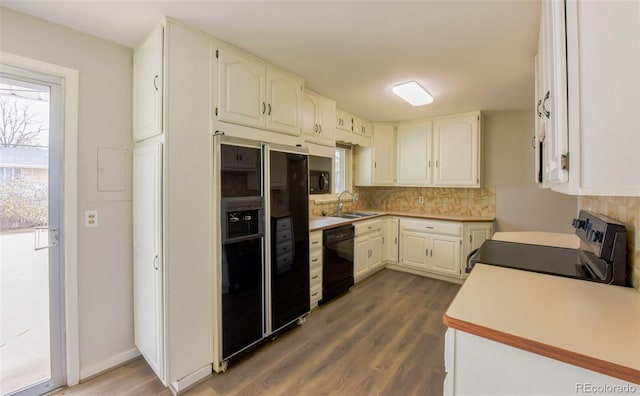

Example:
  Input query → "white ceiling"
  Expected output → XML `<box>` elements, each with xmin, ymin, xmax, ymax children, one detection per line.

<box><xmin>2</xmin><ymin>1</ymin><xmax>541</xmax><ymax>122</ymax></box>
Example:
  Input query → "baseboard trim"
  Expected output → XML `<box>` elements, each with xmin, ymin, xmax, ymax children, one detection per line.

<box><xmin>386</xmin><ymin>264</ymin><xmax>464</xmax><ymax>285</ymax></box>
<box><xmin>169</xmin><ymin>364</ymin><xmax>212</xmax><ymax>395</ymax></box>
<box><xmin>79</xmin><ymin>348</ymin><xmax>141</xmax><ymax>381</ymax></box>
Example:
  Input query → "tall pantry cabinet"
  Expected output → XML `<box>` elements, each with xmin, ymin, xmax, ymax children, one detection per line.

<box><xmin>133</xmin><ymin>19</ymin><xmax>214</xmax><ymax>393</ymax></box>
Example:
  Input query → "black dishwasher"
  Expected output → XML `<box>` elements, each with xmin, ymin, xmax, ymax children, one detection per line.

<box><xmin>320</xmin><ymin>224</ymin><xmax>354</xmax><ymax>304</ymax></box>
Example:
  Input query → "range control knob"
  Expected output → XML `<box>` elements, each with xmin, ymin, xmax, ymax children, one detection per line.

<box><xmin>593</xmin><ymin>231</ymin><xmax>604</xmax><ymax>243</ymax></box>
<box><xmin>572</xmin><ymin>219</ymin><xmax>585</xmax><ymax>229</ymax></box>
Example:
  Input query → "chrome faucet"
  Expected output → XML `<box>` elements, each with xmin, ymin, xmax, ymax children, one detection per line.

<box><xmin>337</xmin><ymin>190</ymin><xmax>355</xmax><ymax>216</ymax></box>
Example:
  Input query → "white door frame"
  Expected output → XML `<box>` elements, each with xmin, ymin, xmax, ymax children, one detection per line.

<box><xmin>1</xmin><ymin>52</ymin><xmax>80</xmax><ymax>387</ymax></box>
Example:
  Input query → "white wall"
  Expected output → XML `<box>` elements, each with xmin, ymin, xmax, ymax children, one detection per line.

<box><xmin>484</xmin><ymin>110</ymin><xmax>577</xmax><ymax>233</ymax></box>
<box><xmin>0</xmin><ymin>8</ymin><xmax>136</xmax><ymax>377</ymax></box>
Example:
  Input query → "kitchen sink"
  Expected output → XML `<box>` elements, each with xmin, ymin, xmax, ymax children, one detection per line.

<box><xmin>331</xmin><ymin>212</ymin><xmax>378</xmax><ymax>219</ymax></box>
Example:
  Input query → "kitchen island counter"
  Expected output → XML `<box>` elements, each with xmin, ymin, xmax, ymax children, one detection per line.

<box><xmin>443</xmin><ymin>264</ymin><xmax>640</xmax><ymax>385</ymax></box>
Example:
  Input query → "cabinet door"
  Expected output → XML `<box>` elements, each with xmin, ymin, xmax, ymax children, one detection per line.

<box><xmin>362</xmin><ymin>121</ymin><xmax>372</xmax><ymax>138</ymax></box>
<box><xmin>302</xmin><ymin>91</ymin><xmax>319</xmax><ymax>141</ymax></box>
<box><xmin>468</xmin><ymin>224</ymin><xmax>493</xmax><ymax>253</ymax></box>
<box><xmin>534</xmin><ymin>52</ymin><xmax>546</xmax><ymax>187</ymax></box>
<box><xmin>133</xmin><ymin>25</ymin><xmax>163</xmax><ymax>142</ymax></box>
<box><xmin>541</xmin><ymin>0</ymin><xmax>569</xmax><ymax>184</ymax></box>
<box><xmin>354</xmin><ymin>236</ymin><xmax>370</xmax><ymax>282</ymax></box>
<box><xmin>336</xmin><ymin>108</ymin><xmax>352</xmax><ymax>132</ymax></box>
<box><xmin>400</xmin><ymin>230</ymin><xmax>429</xmax><ymax>270</ymax></box>
<box><xmin>133</xmin><ymin>142</ymin><xmax>164</xmax><ymax>380</ymax></box>
<box><xmin>369</xmin><ymin>232</ymin><xmax>383</xmax><ymax>270</ymax></box>
<box><xmin>433</xmin><ymin>115</ymin><xmax>480</xmax><ymax>187</ymax></box>
<box><xmin>217</xmin><ymin>47</ymin><xmax>266</xmax><ymax>128</ymax></box>
<box><xmin>265</xmin><ymin>68</ymin><xmax>302</xmax><ymax>136</ymax></box>
<box><xmin>373</xmin><ymin>125</ymin><xmax>396</xmax><ymax>185</ymax></box>
<box><xmin>428</xmin><ymin>234</ymin><xmax>461</xmax><ymax>277</ymax></box>
<box><xmin>316</xmin><ymin>96</ymin><xmax>336</xmax><ymax>147</ymax></box>
<box><xmin>396</xmin><ymin>122</ymin><xmax>433</xmax><ymax>185</ymax></box>
<box><xmin>383</xmin><ymin>218</ymin><xmax>399</xmax><ymax>263</ymax></box>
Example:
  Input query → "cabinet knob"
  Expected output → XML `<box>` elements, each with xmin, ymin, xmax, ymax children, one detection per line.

<box><xmin>153</xmin><ymin>75</ymin><xmax>159</xmax><ymax>91</ymax></box>
<box><xmin>262</xmin><ymin>102</ymin><xmax>266</xmax><ymax>114</ymax></box>
<box><xmin>268</xmin><ymin>103</ymin><xmax>272</xmax><ymax>115</ymax></box>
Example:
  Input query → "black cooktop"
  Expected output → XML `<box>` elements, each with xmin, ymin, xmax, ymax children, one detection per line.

<box><xmin>471</xmin><ymin>240</ymin><xmax>585</xmax><ymax>279</ymax></box>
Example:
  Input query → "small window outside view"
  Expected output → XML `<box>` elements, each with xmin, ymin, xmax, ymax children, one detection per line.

<box><xmin>334</xmin><ymin>147</ymin><xmax>345</xmax><ymax>194</ymax></box>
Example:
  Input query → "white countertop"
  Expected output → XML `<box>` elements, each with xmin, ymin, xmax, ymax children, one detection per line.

<box><xmin>444</xmin><ymin>264</ymin><xmax>640</xmax><ymax>384</ymax></box>
<box><xmin>492</xmin><ymin>231</ymin><xmax>580</xmax><ymax>249</ymax></box>
<box><xmin>310</xmin><ymin>211</ymin><xmax>495</xmax><ymax>232</ymax></box>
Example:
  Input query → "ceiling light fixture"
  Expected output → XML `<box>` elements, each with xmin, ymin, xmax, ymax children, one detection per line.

<box><xmin>392</xmin><ymin>81</ymin><xmax>433</xmax><ymax>106</ymax></box>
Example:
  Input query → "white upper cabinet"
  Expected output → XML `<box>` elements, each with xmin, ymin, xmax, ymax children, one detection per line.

<box><xmin>537</xmin><ymin>0</ymin><xmax>639</xmax><ymax>196</ymax></box>
<box><xmin>356</xmin><ymin>124</ymin><xmax>396</xmax><ymax>186</ymax></box>
<box><xmin>372</xmin><ymin>125</ymin><xmax>396</xmax><ymax>185</ymax></box>
<box><xmin>353</xmin><ymin>116</ymin><xmax>372</xmax><ymax>138</ymax></box>
<box><xmin>396</xmin><ymin>121</ymin><xmax>433</xmax><ymax>186</ymax></box>
<box><xmin>217</xmin><ymin>47</ymin><xmax>266</xmax><ymax>127</ymax></box>
<box><xmin>133</xmin><ymin>25</ymin><xmax>163</xmax><ymax>142</ymax></box>
<box><xmin>216</xmin><ymin>46</ymin><xmax>302</xmax><ymax>136</ymax></box>
<box><xmin>394</xmin><ymin>113</ymin><xmax>481</xmax><ymax>188</ymax></box>
<box><xmin>265</xmin><ymin>68</ymin><xmax>303</xmax><ymax>135</ymax></box>
<box><xmin>336</xmin><ymin>108</ymin><xmax>352</xmax><ymax>132</ymax></box>
<box><xmin>302</xmin><ymin>90</ymin><xmax>336</xmax><ymax>147</ymax></box>
<box><xmin>557</xmin><ymin>0</ymin><xmax>640</xmax><ymax>196</ymax></box>
<box><xmin>539</xmin><ymin>0</ymin><xmax>569</xmax><ymax>185</ymax></box>
<box><xmin>433</xmin><ymin>113</ymin><xmax>480</xmax><ymax>187</ymax></box>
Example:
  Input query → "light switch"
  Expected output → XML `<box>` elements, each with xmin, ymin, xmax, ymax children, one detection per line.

<box><xmin>85</xmin><ymin>210</ymin><xmax>98</xmax><ymax>228</ymax></box>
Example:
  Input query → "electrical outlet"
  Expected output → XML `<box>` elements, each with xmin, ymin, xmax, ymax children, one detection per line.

<box><xmin>85</xmin><ymin>210</ymin><xmax>98</xmax><ymax>228</ymax></box>
<box><xmin>419</xmin><ymin>195</ymin><xmax>424</xmax><ymax>204</ymax></box>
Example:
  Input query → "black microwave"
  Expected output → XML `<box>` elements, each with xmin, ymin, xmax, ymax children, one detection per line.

<box><xmin>309</xmin><ymin>170</ymin><xmax>330</xmax><ymax>194</ymax></box>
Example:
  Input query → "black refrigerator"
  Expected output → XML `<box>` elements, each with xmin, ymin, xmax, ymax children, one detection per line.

<box><xmin>216</xmin><ymin>135</ymin><xmax>310</xmax><ymax>364</ymax></box>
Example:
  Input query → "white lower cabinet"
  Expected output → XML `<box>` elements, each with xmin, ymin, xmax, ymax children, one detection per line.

<box><xmin>382</xmin><ymin>217</ymin><xmax>399</xmax><ymax>263</ymax></box>
<box><xmin>309</xmin><ymin>231</ymin><xmax>323</xmax><ymax>309</ymax></box>
<box><xmin>396</xmin><ymin>218</ymin><xmax>493</xmax><ymax>281</ymax></box>
<box><xmin>399</xmin><ymin>219</ymin><xmax>462</xmax><ymax>278</ymax></box>
<box><xmin>133</xmin><ymin>141</ymin><xmax>163</xmax><ymax>378</ymax></box>
<box><xmin>444</xmin><ymin>329</ymin><xmax>635</xmax><ymax>395</ymax></box>
<box><xmin>354</xmin><ymin>219</ymin><xmax>383</xmax><ymax>282</ymax></box>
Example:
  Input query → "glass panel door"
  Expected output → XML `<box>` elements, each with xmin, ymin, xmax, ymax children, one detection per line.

<box><xmin>0</xmin><ymin>67</ymin><xmax>65</xmax><ymax>396</ymax></box>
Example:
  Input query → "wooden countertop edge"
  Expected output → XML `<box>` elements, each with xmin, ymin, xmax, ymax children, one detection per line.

<box><xmin>442</xmin><ymin>313</ymin><xmax>640</xmax><ymax>385</ymax></box>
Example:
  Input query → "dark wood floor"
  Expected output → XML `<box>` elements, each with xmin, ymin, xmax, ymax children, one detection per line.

<box><xmin>55</xmin><ymin>269</ymin><xmax>460</xmax><ymax>396</ymax></box>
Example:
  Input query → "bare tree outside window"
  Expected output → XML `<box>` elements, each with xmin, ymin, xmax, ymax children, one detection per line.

<box><xmin>0</xmin><ymin>82</ymin><xmax>49</xmax><ymax>229</ymax></box>
<box><xmin>0</xmin><ymin>95</ymin><xmax>47</xmax><ymax>147</ymax></box>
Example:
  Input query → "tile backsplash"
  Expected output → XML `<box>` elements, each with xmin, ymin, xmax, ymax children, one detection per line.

<box><xmin>310</xmin><ymin>187</ymin><xmax>496</xmax><ymax>218</ymax></box>
<box><xmin>356</xmin><ymin>187</ymin><xmax>496</xmax><ymax>217</ymax></box>
<box><xmin>579</xmin><ymin>196</ymin><xmax>640</xmax><ymax>291</ymax></box>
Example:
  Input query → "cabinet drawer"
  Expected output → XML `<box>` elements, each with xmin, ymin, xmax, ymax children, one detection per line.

<box><xmin>400</xmin><ymin>218</ymin><xmax>461</xmax><ymax>236</ymax></box>
<box><xmin>274</xmin><ymin>229</ymin><xmax>292</xmax><ymax>243</ymax></box>
<box><xmin>309</xmin><ymin>231</ymin><xmax>322</xmax><ymax>251</ymax></box>
<box><xmin>354</xmin><ymin>219</ymin><xmax>383</xmax><ymax>236</ymax></box>
<box><xmin>275</xmin><ymin>252</ymin><xmax>293</xmax><ymax>273</ymax></box>
<box><xmin>310</xmin><ymin>250</ymin><xmax>322</xmax><ymax>271</ymax></box>
<box><xmin>275</xmin><ymin>241</ymin><xmax>293</xmax><ymax>256</ymax></box>
<box><xmin>275</xmin><ymin>217</ymin><xmax>292</xmax><ymax>231</ymax></box>
<box><xmin>310</xmin><ymin>284</ymin><xmax>322</xmax><ymax>304</ymax></box>
<box><xmin>310</xmin><ymin>265</ymin><xmax>322</xmax><ymax>287</ymax></box>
